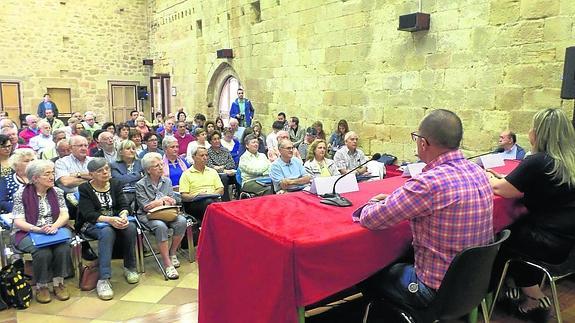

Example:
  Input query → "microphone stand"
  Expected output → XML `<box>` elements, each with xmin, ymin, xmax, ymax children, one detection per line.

<box><xmin>320</xmin><ymin>154</ymin><xmax>380</xmax><ymax>207</ymax></box>
<box><xmin>467</xmin><ymin>148</ymin><xmax>505</xmax><ymax>160</ymax></box>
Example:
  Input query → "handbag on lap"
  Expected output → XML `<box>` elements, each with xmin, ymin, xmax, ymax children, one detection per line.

<box><xmin>147</xmin><ymin>205</ymin><xmax>179</xmax><ymax>222</ymax></box>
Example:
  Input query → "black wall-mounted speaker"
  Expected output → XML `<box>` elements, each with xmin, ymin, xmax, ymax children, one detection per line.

<box><xmin>561</xmin><ymin>46</ymin><xmax>575</xmax><ymax>99</ymax></box>
<box><xmin>398</xmin><ymin>12</ymin><xmax>430</xmax><ymax>32</ymax></box>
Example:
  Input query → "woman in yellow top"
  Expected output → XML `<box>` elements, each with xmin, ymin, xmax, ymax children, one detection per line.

<box><xmin>304</xmin><ymin>139</ymin><xmax>339</xmax><ymax>177</ymax></box>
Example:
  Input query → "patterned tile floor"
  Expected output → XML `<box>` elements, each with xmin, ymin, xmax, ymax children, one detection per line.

<box><xmin>1</xmin><ymin>258</ymin><xmax>575</xmax><ymax>322</ymax></box>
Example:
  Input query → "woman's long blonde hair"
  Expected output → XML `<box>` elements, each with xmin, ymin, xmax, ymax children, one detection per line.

<box><xmin>531</xmin><ymin>108</ymin><xmax>575</xmax><ymax>187</ymax></box>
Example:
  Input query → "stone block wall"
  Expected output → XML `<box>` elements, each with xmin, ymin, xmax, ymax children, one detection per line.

<box><xmin>149</xmin><ymin>0</ymin><xmax>575</xmax><ymax>161</ymax></box>
<box><xmin>0</xmin><ymin>0</ymin><xmax>150</xmax><ymax>121</ymax></box>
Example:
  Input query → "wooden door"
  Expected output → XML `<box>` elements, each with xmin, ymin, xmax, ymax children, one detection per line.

<box><xmin>150</xmin><ymin>76</ymin><xmax>171</xmax><ymax>118</ymax></box>
<box><xmin>0</xmin><ymin>82</ymin><xmax>21</xmax><ymax>127</ymax></box>
<box><xmin>47</xmin><ymin>88</ymin><xmax>72</xmax><ymax>115</ymax></box>
<box><xmin>110</xmin><ymin>84</ymin><xmax>137</xmax><ymax>124</ymax></box>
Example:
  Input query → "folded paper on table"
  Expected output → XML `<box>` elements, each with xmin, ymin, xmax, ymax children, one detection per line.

<box><xmin>480</xmin><ymin>153</ymin><xmax>505</xmax><ymax>169</ymax></box>
<box><xmin>30</xmin><ymin>228</ymin><xmax>72</xmax><ymax>248</ymax></box>
<box><xmin>402</xmin><ymin>162</ymin><xmax>426</xmax><ymax>177</ymax></box>
<box><xmin>305</xmin><ymin>174</ymin><xmax>359</xmax><ymax>196</ymax></box>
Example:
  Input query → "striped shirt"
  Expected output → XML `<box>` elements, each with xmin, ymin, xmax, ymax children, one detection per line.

<box><xmin>359</xmin><ymin>150</ymin><xmax>493</xmax><ymax>289</ymax></box>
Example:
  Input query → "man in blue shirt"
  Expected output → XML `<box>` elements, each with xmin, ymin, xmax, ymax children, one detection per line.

<box><xmin>229</xmin><ymin>88</ymin><xmax>254</xmax><ymax>127</ymax></box>
<box><xmin>37</xmin><ymin>93</ymin><xmax>59</xmax><ymax>118</ymax></box>
<box><xmin>270</xmin><ymin>139</ymin><xmax>312</xmax><ymax>193</ymax></box>
<box><xmin>498</xmin><ymin>130</ymin><xmax>526</xmax><ymax>160</ymax></box>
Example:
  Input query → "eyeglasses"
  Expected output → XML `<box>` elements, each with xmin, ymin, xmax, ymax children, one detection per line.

<box><xmin>0</xmin><ymin>145</ymin><xmax>12</xmax><ymax>149</ymax></box>
<box><xmin>94</xmin><ymin>166</ymin><xmax>110</xmax><ymax>174</ymax></box>
<box><xmin>72</xmin><ymin>144</ymin><xmax>88</xmax><ymax>148</ymax></box>
<box><xmin>410</xmin><ymin>132</ymin><xmax>429</xmax><ymax>145</ymax></box>
<box><xmin>281</xmin><ymin>146</ymin><xmax>294</xmax><ymax>150</ymax></box>
<box><xmin>147</xmin><ymin>138</ymin><xmax>158</xmax><ymax>142</ymax></box>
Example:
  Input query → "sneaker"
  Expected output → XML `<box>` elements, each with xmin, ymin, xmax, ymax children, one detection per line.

<box><xmin>170</xmin><ymin>254</ymin><xmax>180</xmax><ymax>268</ymax></box>
<box><xmin>123</xmin><ymin>268</ymin><xmax>139</xmax><ymax>284</ymax></box>
<box><xmin>165</xmin><ymin>266</ymin><xmax>179</xmax><ymax>280</ymax></box>
<box><xmin>35</xmin><ymin>286</ymin><xmax>51</xmax><ymax>304</ymax></box>
<box><xmin>96</xmin><ymin>280</ymin><xmax>114</xmax><ymax>301</ymax></box>
<box><xmin>53</xmin><ymin>283</ymin><xmax>70</xmax><ymax>301</ymax></box>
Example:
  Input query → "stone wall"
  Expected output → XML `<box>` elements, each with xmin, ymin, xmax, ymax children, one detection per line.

<box><xmin>149</xmin><ymin>0</ymin><xmax>575</xmax><ymax>161</ymax></box>
<box><xmin>0</xmin><ymin>0</ymin><xmax>150</xmax><ymax>121</ymax></box>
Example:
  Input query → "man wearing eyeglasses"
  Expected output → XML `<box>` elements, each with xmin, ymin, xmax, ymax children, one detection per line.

<box><xmin>356</xmin><ymin>109</ymin><xmax>493</xmax><ymax>311</ymax></box>
<box><xmin>269</xmin><ymin>139</ymin><xmax>312</xmax><ymax>194</ymax></box>
<box><xmin>19</xmin><ymin>114</ymin><xmax>40</xmax><ymax>145</ymax></box>
<box><xmin>55</xmin><ymin>136</ymin><xmax>94</xmax><ymax>195</ymax></box>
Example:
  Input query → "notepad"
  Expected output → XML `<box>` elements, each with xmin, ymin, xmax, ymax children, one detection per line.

<box><xmin>29</xmin><ymin>228</ymin><xmax>72</xmax><ymax>248</ymax></box>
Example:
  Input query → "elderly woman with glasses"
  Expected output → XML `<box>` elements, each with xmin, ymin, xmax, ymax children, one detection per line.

<box><xmin>12</xmin><ymin>159</ymin><xmax>72</xmax><ymax>304</ymax></box>
<box><xmin>138</xmin><ymin>132</ymin><xmax>164</xmax><ymax>158</ymax></box>
<box><xmin>0</xmin><ymin>134</ymin><xmax>12</xmax><ymax>177</ymax></box>
<box><xmin>0</xmin><ymin>148</ymin><xmax>36</xmax><ymax>214</ymax></box>
<box><xmin>77</xmin><ymin>158</ymin><xmax>138</xmax><ymax>301</ymax></box>
<box><xmin>304</xmin><ymin>139</ymin><xmax>339</xmax><ymax>178</ymax></box>
<box><xmin>136</xmin><ymin>152</ymin><xmax>187</xmax><ymax>279</ymax></box>
<box><xmin>162</xmin><ymin>136</ymin><xmax>190</xmax><ymax>189</ymax></box>
<box><xmin>111</xmin><ymin>140</ymin><xmax>144</xmax><ymax>206</ymax></box>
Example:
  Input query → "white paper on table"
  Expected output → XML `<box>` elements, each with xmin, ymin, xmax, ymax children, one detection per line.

<box><xmin>402</xmin><ymin>162</ymin><xmax>426</xmax><ymax>177</ymax></box>
<box><xmin>307</xmin><ymin>174</ymin><xmax>359</xmax><ymax>195</ymax></box>
<box><xmin>480</xmin><ymin>154</ymin><xmax>505</xmax><ymax>169</ymax></box>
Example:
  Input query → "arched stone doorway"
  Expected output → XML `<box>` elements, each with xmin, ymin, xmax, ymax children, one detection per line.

<box><xmin>205</xmin><ymin>62</ymin><xmax>241</xmax><ymax>127</ymax></box>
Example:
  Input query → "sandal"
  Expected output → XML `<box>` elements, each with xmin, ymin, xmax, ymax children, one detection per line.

<box><xmin>517</xmin><ymin>296</ymin><xmax>551</xmax><ymax>323</ymax></box>
<box><xmin>505</xmin><ymin>287</ymin><xmax>521</xmax><ymax>301</ymax></box>
<box><xmin>165</xmin><ymin>266</ymin><xmax>179</xmax><ymax>280</ymax></box>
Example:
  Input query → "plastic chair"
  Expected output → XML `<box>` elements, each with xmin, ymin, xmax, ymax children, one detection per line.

<box><xmin>364</xmin><ymin>229</ymin><xmax>510</xmax><ymax>323</ymax></box>
<box><xmin>490</xmin><ymin>246</ymin><xmax>575</xmax><ymax>323</ymax></box>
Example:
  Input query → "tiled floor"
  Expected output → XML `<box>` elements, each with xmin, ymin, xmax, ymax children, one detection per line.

<box><xmin>0</xmin><ymin>251</ymin><xmax>199</xmax><ymax>323</ymax></box>
<box><xmin>2</xmin><ymin>256</ymin><xmax>575</xmax><ymax>322</ymax></box>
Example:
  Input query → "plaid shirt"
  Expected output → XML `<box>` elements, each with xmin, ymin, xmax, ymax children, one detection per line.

<box><xmin>359</xmin><ymin>150</ymin><xmax>493</xmax><ymax>289</ymax></box>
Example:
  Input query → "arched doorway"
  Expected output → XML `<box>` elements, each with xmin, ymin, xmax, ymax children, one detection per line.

<box><xmin>218</xmin><ymin>76</ymin><xmax>240</xmax><ymax>127</ymax></box>
<box><xmin>205</xmin><ymin>62</ymin><xmax>241</xmax><ymax>127</ymax></box>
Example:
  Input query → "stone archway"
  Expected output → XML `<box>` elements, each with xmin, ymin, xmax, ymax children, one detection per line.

<box><xmin>205</xmin><ymin>62</ymin><xmax>241</xmax><ymax>124</ymax></box>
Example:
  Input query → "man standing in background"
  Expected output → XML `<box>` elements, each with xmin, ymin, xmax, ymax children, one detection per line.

<box><xmin>230</xmin><ymin>88</ymin><xmax>254</xmax><ymax>127</ymax></box>
<box><xmin>37</xmin><ymin>93</ymin><xmax>59</xmax><ymax>118</ymax></box>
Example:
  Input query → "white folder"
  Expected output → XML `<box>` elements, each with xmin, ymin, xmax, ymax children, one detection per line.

<box><xmin>308</xmin><ymin>174</ymin><xmax>359</xmax><ymax>195</ymax></box>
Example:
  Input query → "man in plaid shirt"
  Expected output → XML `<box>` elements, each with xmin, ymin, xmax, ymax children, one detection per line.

<box><xmin>358</xmin><ymin>109</ymin><xmax>493</xmax><ymax>308</ymax></box>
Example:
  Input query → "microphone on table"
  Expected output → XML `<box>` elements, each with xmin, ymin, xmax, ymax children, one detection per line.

<box><xmin>467</xmin><ymin>147</ymin><xmax>505</xmax><ymax>160</ymax></box>
<box><xmin>320</xmin><ymin>153</ymin><xmax>381</xmax><ymax>207</ymax></box>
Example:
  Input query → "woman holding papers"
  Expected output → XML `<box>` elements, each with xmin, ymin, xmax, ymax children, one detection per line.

<box><xmin>135</xmin><ymin>152</ymin><xmax>187</xmax><ymax>280</ymax></box>
<box><xmin>489</xmin><ymin>108</ymin><xmax>575</xmax><ymax>319</ymax></box>
<box><xmin>304</xmin><ymin>139</ymin><xmax>339</xmax><ymax>177</ymax></box>
<box><xmin>12</xmin><ymin>160</ymin><xmax>72</xmax><ymax>304</ymax></box>
<box><xmin>77</xmin><ymin>158</ymin><xmax>138</xmax><ymax>301</ymax></box>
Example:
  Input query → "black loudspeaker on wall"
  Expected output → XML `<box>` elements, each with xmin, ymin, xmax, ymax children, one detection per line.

<box><xmin>137</xmin><ymin>86</ymin><xmax>148</xmax><ymax>100</ymax></box>
<box><xmin>561</xmin><ymin>46</ymin><xmax>575</xmax><ymax>100</ymax></box>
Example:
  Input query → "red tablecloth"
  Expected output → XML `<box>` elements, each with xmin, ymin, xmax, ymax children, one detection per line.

<box><xmin>197</xmin><ymin>160</ymin><xmax>523</xmax><ymax>323</ymax></box>
<box><xmin>385</xmin><ymin>164</ymin><xmax>402</xmax><ymax>178</ymax></box>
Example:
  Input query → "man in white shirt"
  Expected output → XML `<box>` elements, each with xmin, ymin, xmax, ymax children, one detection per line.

<box><xmin>29</xmin><ymin>120</ymin><xmax>54</xmax><ymax>156</ymax></box>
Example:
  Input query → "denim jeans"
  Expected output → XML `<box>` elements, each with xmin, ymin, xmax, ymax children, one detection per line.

<box><xmin>361</xmin><ymin>263</ymin><xmax>437</xmax><ymax>309</ymax></box>
<box><xmin>83</xmin><ymin>222</ymin><xmax>137</xmax><ymax>280</ymax></box>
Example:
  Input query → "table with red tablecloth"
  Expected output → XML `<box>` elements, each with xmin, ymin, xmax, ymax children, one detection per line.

<box><xmin>197</xmin><ymin>160</ymin><xmax>522</xmax><ymax>323</ymax></box>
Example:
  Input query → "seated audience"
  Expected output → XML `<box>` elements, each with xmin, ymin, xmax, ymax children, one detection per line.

<box><xmin>0</xmin><ymin>148</ymin><xmax>36</xmax><ymax>214</ymax></box>
<box><xmin>43</xmin><ymin>109</ymin><xmax>65</xmax><ymax>131</ymax></box>
<box><xmin>251</xmin><ymin>121</ymin><xmax>267</xmax><ymax>153</ymax></box>
<box><xmin>229</xmin><ymin>118</ymin><xmax>245</xmax><ymax>142</ymax></box>
<box><xmin>207</xmin><ymin>131</ymin><xmax>237</xmax><ymax>201</ymax></box>
<box><xmin>129</xmin><ymin>129</ymin><xmax>145</xmax><ymax>156</ymax></box>
<box><xmin>29</xmin><ymin>120</ymin><xmax>54</xmax><ymax>156</ymax></box>
<box><xmin>186</xmin><ymin>128</ymin><xmax>211</xmax><ymax>165</ymax></box>
<box><xmin>82</xmin><ymin>111</ymin><xmax>100</xmax><ymax>136</ymax></box>
<box><xmin>111</xmin><ymin>140</ymin><xmax>143</xmax><ymax>207</ymax></box>
<box><xmin>19</xmin><ymin>114</ymin><xmax>40</xmax><ymax>145</ymax></box>
<box><xmin>334</xmin><ymin>131</ymin><xmax>368</xmax><ymax>175</ymax></box>
<box><xmin>152</xmin><ymin>112</ymin><xmax>164</xmax><ymax>127</ymax></box>
<box><xmin>175</xmin><ymin>121</ymin><xmax>195</xmax><ymax>156</ymax></box>
<box><xmin>328</xmin><ymin>119</ymin><xmax>349</xmax><ymax>158</ymax></box>
<box><xmin>101</xmin><ymin>122</ymin><xmax>116</xmax><ymax>136</ymax></box>
<box><xmin>40</xmin><ymin>129</ymin><xmax>67</xmax><ymax>160</ymax></box>
<box><xmin>312</xmin><ymin>121</ymin><xmax>326</xmax><ymax>140</ymax></box>
<box><xmin>77</xmin><ymin>158</ymin><xmax>138</xmax><ymax>300</ymax></box>
<box><xmin>304</xmin><ymin>139</ymin><xmax>339</xmax><ymax>177</ymax></box>
<box><xmin>12</xmin><ymin>160</ymin><xmax>72</xmax><ymax>303</ymax></box>
<box><xmin>215</xmin><ymin>117</ymin><xmax>225</xmax><ymax>133</ymax></box>
<box><xmin>51</xmin><ymin>139</ymin><xmax>71</xmax><ymax>163</ymax></box>
<box><xmin>488</xmin><ymin>108</ymin><xmax>575</xmax><ymax>317</ymax></box>
<box><xmin>63</xmin><ymin>117</ymin><xmax>81</xmax><ymax>137</ymax></box>
<box><xmin>266</xmin><ymin>120</ymin><xmax>284</xmax><ymax>158</ymax></box>
<box><xmin>357</xmin><ymin>109</ymin><xmax>493</xmax><ymax>310</ymax></box>
<box><xmin>135</xmin><ymin>116</ymin><xmax>150</xmax><ymax>136</ymax></box>
<box><xmin>93</xmin><ymin>131</ymin><xmax>117</xmax><ymax>163</ymax></box>
<box><xmin>2</xmin><ymin>126</ymin><xmax>30</xmax><ymax>150</ymax></box>
<box><xmin>136</xmin><ymin>152</ymin><xmax>186</xmax><ymax>280</ymax></box>
<box><xmin>238</xmin><ymin>135</ymin><xmax>273</xmax><ymax>196</ymax></box>
<box><xmin>159</xmin><ymin>118</ymin><xmax>176</xmax><ymax>138</ymax></box>
<box><xmin>277</xmin><ymin>112</ymin><xmax>289</xmax><ymax>131</ymax></box>
<box><xmin>162</xmin><ymin>136</ymin><xmax>189</xmax><ymax>188</ymax></box>
<box><xmin>115</xmin><ymin>123</ymin><xmax>130</xmax><ymax>145</ymax></box>
<box><xmin>177</xmin><ymin>111</ymin><xmax>187</xmax><ymax>123</ymax></box>
<box><xmin>270</xmin><ymin>139</ymin><xmax>312</xmax><ymax>193</ymax></box>
<box><xmin>126</xmin><ymin>110</ymin><xmax>138</xmax><ymax>128</ymax></box>
<box><xmin>179</xmin><ymin>146</ymin><xmax>224</xmax><ymax>223</ymax></box>
<box><xmin>138</xmin><ymin>132</ymin><xmax>164</xmax><ymax>158</ymax></box>
<box><xmin>221</xmin><ymin>127</ymin><xmax>240</xmax><ymax>165</ymax></box>
<box><xmin>88</xmin><ymin>129</ymin><xmax>103</xmax><ymax>156</ymax></box>
<box><xmin>190</xmin><ymin>113</ymin><xmax>206</xmax><ymax>133</ymax></box>
<box><xmin>298</xmin><ymin>127</ymin><xmax>318</xmax><ymax>159</ymax></box>
<box><xmin>498</xmin><ymin>130</ymin><xmax>526</xmax><ymax>160</ymax></box>
<box><xmin>204</xmin><ymin>121</ymin><xmax>216</xmax><ymax>135</ymax></box>
<box><xmin>0</xmin><ymin>134</ymin><xmax>13</xmax><ymax>176</ymax></box>
<box><xmin>288</xmin><ymin>116</ymin><xmax>305</xmax><ymax>148</ymax></box>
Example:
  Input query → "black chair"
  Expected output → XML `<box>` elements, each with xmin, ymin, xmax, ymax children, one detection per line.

<box><xmin>490</xmin><ymin>246</ymin><xmax>575</xmax><ymax>323</ymax></box>
<box><xmin>363</xmin><ymin>229</ymin><xmax>511</xmax><ymax>323</ymax></box>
